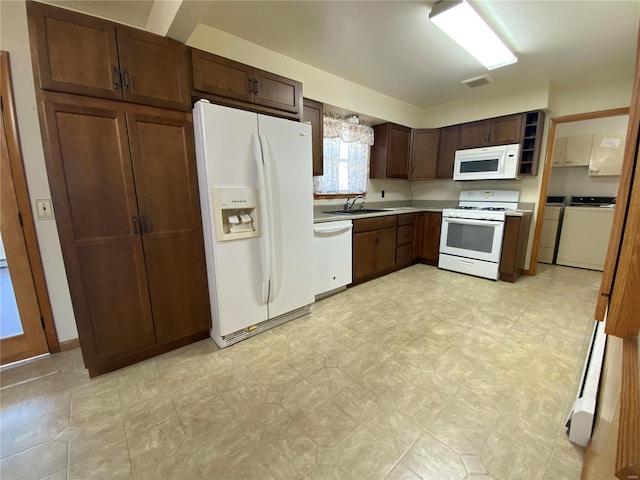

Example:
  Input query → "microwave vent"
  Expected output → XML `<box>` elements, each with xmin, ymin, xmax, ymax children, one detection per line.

<box><xmin>462</xmin><ymin>75</ymin><xmax>493</xmax><ymax>88</ymax></box>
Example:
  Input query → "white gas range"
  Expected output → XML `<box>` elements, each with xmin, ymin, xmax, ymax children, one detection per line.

<box><xmin>439</xmin><ymin>190</ymin><xmax>520</xmax><ymax>280</ymax></box>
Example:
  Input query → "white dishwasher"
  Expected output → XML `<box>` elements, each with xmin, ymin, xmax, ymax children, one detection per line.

<box><xmin>313</xmin><ymin>220</ymin><xmax>353</xmax><ymax>298</ymax></box>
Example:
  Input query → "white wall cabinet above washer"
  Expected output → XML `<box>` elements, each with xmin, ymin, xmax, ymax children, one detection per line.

<box><xmin>588</xmin><ymin>133</ymin><xmax>626</xmax><ymax>176</ymax></box>
<box><xmin>552</xmin><ymin>135</ymin><xmax>593</xmax><ymax>167</ymax></box>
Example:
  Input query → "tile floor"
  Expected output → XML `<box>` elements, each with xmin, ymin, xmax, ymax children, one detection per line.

<box><xmin>0</xmin><ymin>263</ymin><xmax>600</xmax><ymax>480</ymax></box>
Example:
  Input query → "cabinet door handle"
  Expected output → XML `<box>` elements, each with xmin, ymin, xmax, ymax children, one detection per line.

<box><xmin>123</xmin><ymin>69</ymin><xmax>131</xmax><ymax>91</ymax></box>
<box><xmin>248</xmin><ymin>78</ymin><xmax>253</xmax><ymax>94</ymax></box>
<box><xmin>131</xmin><ymin>216</ymin><xmax>139</xmax><ymax>234</ymax></box>
<box><xmin>141</xmin><ymin>214</ymin><xmax>149</xmax><ymax>233</ymax></box>
<box><xmin>375</xmin><ymin>235</ymin><xmax>380</xmax><ymax>246</ymax></box>
<box><xmin>112</xmin><ymin>66</ymin><xmax>121</xmax><ymax>90</ymax></box>
<box><xmin>254</xmin><ymin>79</ymin><xmax>259</xmax><ymax>95</ymax></box>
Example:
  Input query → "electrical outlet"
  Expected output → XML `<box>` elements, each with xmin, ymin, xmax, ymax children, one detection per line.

<box><xmin>36</xmin><ymin>199</ymin><xmax>54</xmax><ymax>220</ymax></box>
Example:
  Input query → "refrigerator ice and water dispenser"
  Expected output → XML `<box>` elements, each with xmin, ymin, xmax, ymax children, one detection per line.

<box><xmin>212</xmin><ymin>187</ymin><xmax>259</xmax><ymax>241</ymax></box>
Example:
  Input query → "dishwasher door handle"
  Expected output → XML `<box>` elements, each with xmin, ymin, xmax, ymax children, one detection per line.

<box><xmin>313</xmin><ymin>225</ymin><xmax>353</xmax><ymax>235</ymax></box>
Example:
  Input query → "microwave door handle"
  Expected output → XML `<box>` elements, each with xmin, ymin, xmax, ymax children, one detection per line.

<box><xmin>446</xmin><ymin>218</ymin><xmax>503</xmax><ymax>227</ymax></box>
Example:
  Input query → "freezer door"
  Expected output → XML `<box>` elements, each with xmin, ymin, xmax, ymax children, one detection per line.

<box><xmin>193</xmin><ymin>102</ymin><xmax>268</xmax><ymax>338</ymax></box>
<box><xmin>257</xmin><ymin>114</ymin><xmax>315</xmax><ymax>318</ymax></box>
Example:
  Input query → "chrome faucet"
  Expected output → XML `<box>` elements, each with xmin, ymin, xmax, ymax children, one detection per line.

<box><xmin>344</xmin><ymin>195</ymin><xmax>365</xmax><ymax>211</ymax></box>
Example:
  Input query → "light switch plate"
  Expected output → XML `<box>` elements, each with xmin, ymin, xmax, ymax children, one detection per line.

<box><xmin>35</xmin><ymin>199</ymin><xmax>54</xmax><ymax>220</ymax></box>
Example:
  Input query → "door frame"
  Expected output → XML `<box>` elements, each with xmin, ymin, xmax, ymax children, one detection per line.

<box><xmin>528</xmin><ymin>106</ymin><xmax>630</xmax><ymax>276</ymax></box>
<box><xmin>1</xmin><ymin>51</ymin><xmax>59</xmax><ymax>354</ymax></box>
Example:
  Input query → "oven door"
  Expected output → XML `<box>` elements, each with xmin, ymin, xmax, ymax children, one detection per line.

<box><xmin>440</xmin><ymin>216</ymin><xmax>504</xmax><ymax>263</ymax></box>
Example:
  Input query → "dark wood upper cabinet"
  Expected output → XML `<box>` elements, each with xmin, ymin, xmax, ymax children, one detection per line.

<box><xmin>303</xmin><ymin>98</ymin><xmax>324</xmax><ymax>176</ymax></box>
<box><xmin>27</xmin><ymin>1</ymin><xmax>121</xmax><ymax>100</ymax></box>
<box><xmin>191</xmin><ymin>49</ymin><xmax>253</xmax><ymax>103</ymax></box>
<box><xmin>437</xmin><ymin>125</ymin><xmax>459</xmax><ymax>179</ymax></box>
<box><xmin>490</xmin><ymin>114</ymin><xmax>524</xmax><ymax>146</ymax></box>
<box><xmin>459</xmin><ymin>119</ymin><xmax>490</xmax><ymax>149</ymax></box>
<box><xmin>116</xmin><ymin>27</ymin><xmax>190</xmax><ymax>111</ymax></box>
<box><xmin>190</xmin><ymin>48</ymin><xmax>303</xmax><ymax>120</ymax></box>
<box><xmin>409</xmin><ymin>129</ymin><xmax>440</xmax><ymax>180</ymax></box>
<box><xmin>252</xmin><ymin>69</ymin><xmax>301</xmax><ymax>114</ymax></box>
<box><xmin>459</xmin><ymin>113</ymin><xmax>524</xmax><ymax>149</ymax></box>
<box><xmin>370</xmin><ymin>123</ymin><xmax>411</xmax><ymax>179</ymax></box>
<box><xmin>519</xmin><ymin>110</ymin><xmax>545</xmax><ymax>176</ymax></box>
<box><xmin>27</xmin><ymin>1</ymin><xmax>190</xmax><ymax>111</ymax></box>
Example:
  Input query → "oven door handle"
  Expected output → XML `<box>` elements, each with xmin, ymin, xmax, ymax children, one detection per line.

<box><xmin>444</xmin><ymin>218</ymin><xmax>503</xmax><ymax>227</ymax></box>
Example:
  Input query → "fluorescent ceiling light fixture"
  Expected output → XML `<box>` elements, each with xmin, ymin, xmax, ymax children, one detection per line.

<box><xmin>429</xmin><ymin>0</ymin><xmax>517</xmax><ymax>70</ymax></box>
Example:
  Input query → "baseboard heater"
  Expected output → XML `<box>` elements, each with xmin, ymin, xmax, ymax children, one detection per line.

<box><xmin>566</xmin><ymin>319</ymin><xmax>608</xmax><ymax>447</ymax></box>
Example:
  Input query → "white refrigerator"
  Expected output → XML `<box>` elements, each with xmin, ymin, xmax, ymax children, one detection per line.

<box><xmin>193</xmin><ymin>100</ymin><xmax>315</xmax><ymax>348</ymax></box>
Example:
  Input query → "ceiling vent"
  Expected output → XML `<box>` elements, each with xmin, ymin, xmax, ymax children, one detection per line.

<box><xmin>462</xmin><ymin>74</ymin><xmax>493</xmax><ymax>88</ymax></box>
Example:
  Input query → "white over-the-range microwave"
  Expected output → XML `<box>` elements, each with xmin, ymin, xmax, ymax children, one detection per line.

<box><xmin>453</xmin><ymin>143</ymin><xmax>520</xmax><ymax>181</ymax></box>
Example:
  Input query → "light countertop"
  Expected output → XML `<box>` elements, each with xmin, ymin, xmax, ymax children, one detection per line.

<box><xmin>314</xmin><ymin>201</ymin><xmax>533</xmax><ymax>223</ymax></box>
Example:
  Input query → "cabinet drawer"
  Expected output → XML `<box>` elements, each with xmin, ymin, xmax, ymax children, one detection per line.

<box><xmin>353</xmin><ymin>216</ymin><xmax>397</xmax><ymax>233</ymax></box>
<box><xmin>397</xmin><ymin>213</ymin><xmax>416</xmax><ymax>226</ymax></box>
<box><xmin>396</xmin><ymin>244</ymin><xmax>413</xmax><ymax>266</ymax></box>
<box><xmin>397</xmin><ymin>225</ymin><xmax>415</xmax><ymax>246</ymax></box>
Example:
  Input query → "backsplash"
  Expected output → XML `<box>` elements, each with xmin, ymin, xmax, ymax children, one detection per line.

<box><xmin>312</xmin><ymin>178</ymin><xmax>411</xmax><ymax>206</ymax></box>
<box><xmin>547</xmin><ymin>166</ymin><xmax>619</xmax><ymax>197</ymax></box>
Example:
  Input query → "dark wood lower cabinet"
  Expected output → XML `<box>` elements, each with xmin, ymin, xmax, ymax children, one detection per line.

<box><xmin>350</xmin><ymin>212</ymin><xmax>444</xmax><ymax>285</ymax></box>
<box><xmin>396</xmin><ymin>214</ymin><xmax>417</xmax><ymax>268</ymax></box>
<box><xmin>500</xmin><ymin>214</ymin><xmax>532</xmax><ymax>283</ymax></box>
<box><xmin>376</xmin><ymin>228</ymin><xmax>397</xmax><ymax>272</ymax></box>
<box><xmin>40</xmin><ymin>91</ymin><xmax>210</xmax><ymax>376</ymax></box>
<box><xmin>352</xmin><ymin>232</ymin><xmax>377</xmax><ymax>284</ymax></box>
<box><xmin>349</xmin><ymin>211</ymin><xmax>532</xmax><ymax>286</ymax></box>
<box><xmin>352</xmin><ymin>216</ymin><xmax>397</xmax><ymax>284</ymax></box>
<box><xmin>419</xmin><ymin>212</ymin><xmax>442</xmax><ymax>265</ymax></box>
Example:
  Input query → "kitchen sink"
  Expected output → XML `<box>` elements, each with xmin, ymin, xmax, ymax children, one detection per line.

<box><xmin>323</xmin><ymin>209</ymin><xmax>387</xmax><ymax>215</ymax></box>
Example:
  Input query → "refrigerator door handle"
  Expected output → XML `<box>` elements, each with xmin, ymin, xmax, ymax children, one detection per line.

<box><xmin>259</xmin><ymin>134</ymin><xmax>278</xmax><ymax>304</ymax></box>
<box><xmin>253</xmin><ymin>134</ymin><xmax>270</xmax><ymax>305</ymax></box>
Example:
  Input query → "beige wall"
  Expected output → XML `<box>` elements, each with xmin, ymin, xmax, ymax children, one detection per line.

<box><xmin>1</xmin><ymin>1</ymin><xmax>78</xmax><ymax>341</ymax></box>
<box><xmin>421</xmin><ymin>81</ymin><xmax>551</xmax><ymax>128</ymax></box>
<box><xmin>549</xmin><ymin>78</ymin><xmax>634</xmax><ymax>118</ymax></box>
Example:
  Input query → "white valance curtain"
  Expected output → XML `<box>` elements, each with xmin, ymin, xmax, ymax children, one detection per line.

<box><xmin>313</xmin><ymin>113</ymin><xmax>374</xmax><ymax>194</ymax></box>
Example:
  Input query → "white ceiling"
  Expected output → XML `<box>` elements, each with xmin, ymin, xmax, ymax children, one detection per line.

<box><xmin>48</xmin><ymin>0</ymin><xmax>640</xmax><ymax>110</ymax></box>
